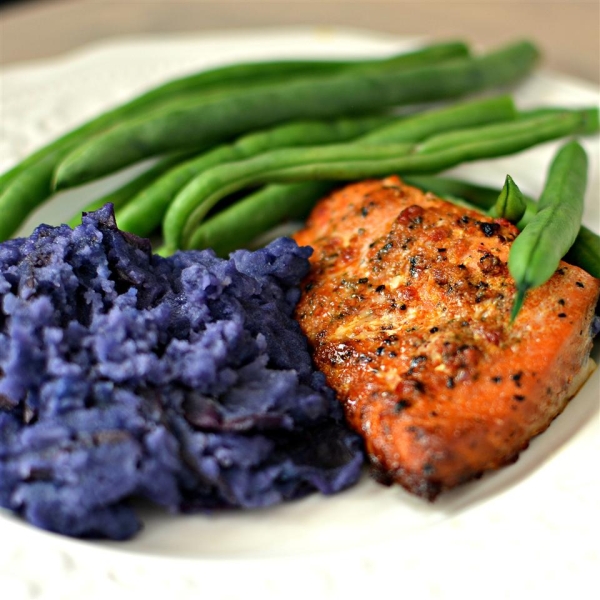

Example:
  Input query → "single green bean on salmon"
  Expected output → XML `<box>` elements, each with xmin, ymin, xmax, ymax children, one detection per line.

<box><xmin>164</xmin><ymin>95</ymin><xmax>517</xmax><ymax>251</ymax></box>
<box><xmin>489</xmin><ymin>174</ymin><xmax>527</xmax><ymax>221</ymax></box>
<box><xmin>508</xmin><ymin>140</ymin><xmax>588</xmax><ymax>321</ymax></box>
<box><xmin>115</xmin><ymin>114</ymin><xmax>393</xmax><ymax>237</ymax></box>
<box><xmin>0</xmin><ymin>41</ymin><xmax>469</xmax><ymax>241</ymax></box>
<box><xmin>54</xmin><ymin>41</ymin><xmax>539</xmax><ymax>189</ymax></box>
<box><xmin>175</xmin><ymin>107</ymin><xmax>597</xmax><ymax>252</ymax></box>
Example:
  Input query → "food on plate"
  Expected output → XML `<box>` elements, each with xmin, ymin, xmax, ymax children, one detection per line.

<box><xmin>0</xmin><ymin>206</ymin><xmax>363</xmax><ymax>539</ymax></box>
<box><xmin>0</xmin><ymin>34</ymin><xmax>599</xmax><ymax>539</ymax></box>
<box><xmin>293</xmin><ymin>176</ymin><xmax>600</xmax><ymax>499</ymax></box>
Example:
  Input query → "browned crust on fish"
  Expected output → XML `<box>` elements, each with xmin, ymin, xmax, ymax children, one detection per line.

<box><xmin>294</xmin><ymin>176</ymin><xmax>600</xmax><ymax>499</ymax></box>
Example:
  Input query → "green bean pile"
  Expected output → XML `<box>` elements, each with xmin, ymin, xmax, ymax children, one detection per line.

<box><xmin>1</xmin><ymin>38</ymin><xmax>599</xmax><ymax>304</ymax></box>
<box><xmin>0</xmin><ymin>40</ymin><xmax>471</xmax><ymax>241</ymax></box>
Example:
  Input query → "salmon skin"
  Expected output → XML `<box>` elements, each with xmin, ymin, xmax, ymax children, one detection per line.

<box><xmin>294</xmin><ymin>176</ymin><xmax>600</xmax><ymax>500</ymax></box>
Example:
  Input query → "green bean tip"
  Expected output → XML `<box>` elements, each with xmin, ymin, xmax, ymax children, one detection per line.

<box><xmin>510</xmin><ymin>287</ymin><xmax>528</xmax><ymax>323</ymax></box>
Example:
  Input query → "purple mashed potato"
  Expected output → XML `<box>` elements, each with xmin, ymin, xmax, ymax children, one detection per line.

<box><xmin>0</xmin><ymin>205</ymin><xmax>364</xmax><ymax>540</ymax></box>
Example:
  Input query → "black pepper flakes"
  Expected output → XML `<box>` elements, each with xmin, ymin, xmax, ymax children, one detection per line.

<box><xmin>376</xmin><ymin>284</ymin><xmax>386</xmax><ymax>293</ymax></box>
<box><xmin>358</xmin><ymin>277</ymin><xmax>369</xmax><ymax>284</ymax></box>
<box><xmin>394</xmin><ymin>399</ymin><xmax>412</xmax><ymax>413</ymax></box>
<box><xmin>513</xmin><ymin>395</ymin><xmax>525</xmax><ymax>402</ymax></box>
<box><xmin>479</xmin><ymin>222</ymin><xmax>500</xmax><ymax>237</ymax></box>
<box><xmin>558</xmin><ymin>313</ymin><xmax>567</xmax><ymax>318</ymax></box>
<box><xmin>576</xmin><ymin>281</ymin><xmax>585</xmax><ymax>288</ymax></box>
<box><xmin>410</xmin><ymin>355</ymin><xmax>427</xmax><ymax>368</ymax></box>
<box><xmin>422</xmin><ymin>463</ymin><xmax>435</xmax><ymax>475</ymax></box>
<box><xmin>430</xmin><ymin>327</ymin><xmax>439</xmax><ymax>333</ymax></box>
<box><xmin>409</xmin><ymin>256</ymin><xmax>421</xmax><ymax>277</ymax></box>
<box><xmin>408</xmin><ymin>216</ymin><xmax>423</xmax><ymax>230</ymax></box>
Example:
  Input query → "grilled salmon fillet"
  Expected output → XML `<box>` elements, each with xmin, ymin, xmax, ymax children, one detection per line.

<box><xmin>293</xmin><ymin>176</ymin><xmax>600</xmax><ymax>499</ymax></box>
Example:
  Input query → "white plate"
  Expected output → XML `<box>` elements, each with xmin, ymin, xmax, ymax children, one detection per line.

<box><xmin>0</xmin><ymin>27</ymin><xmax>598</xmax><ymax>600</ymax></box>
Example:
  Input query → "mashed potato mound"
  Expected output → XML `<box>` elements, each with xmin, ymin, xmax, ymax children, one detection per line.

<box><xmin>0</xmin><ymin>205</ymin><xmax>363</xmax><ymax>540</ymax></box>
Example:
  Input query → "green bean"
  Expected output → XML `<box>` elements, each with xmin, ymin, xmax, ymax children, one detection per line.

<box><xmin>0</xmin><ymin>154</ymin><xmax>59</xmax><ymax>240</ymax></box>
<box><xmin>0</xmin><ymin>41</ymin><xmax>470</xmax><ymax>242</ymax></box>
<box><xmin>489</xmin><ymin>174</ymin><xmax>527</xmax><ymax>221</ymax></box>
<box><xmin>416</xmin><ymin>106</ymin><xmax>597</xmax><ymax>155</ymax></box>
<box><xmin>165</xmin><ymin>95</ymin><xmax>517</xmax><ymax>251</ymax></box>
<box><xmin>115</xmin><ymin>114</ymin><xmax>393</xmax><ymax>237</ymax></box>
<box><xmin>508</xmin><ymin>140</ymin><xmax>588</xmax><ymax>321</ymax></box>
<box><xmin>177</xmin><ymin>108</ymin><xmax>597</xmax><ymax>252</ymax></box>
<box><xmin>54</xmin><ymin>41</ymin><xmax>539</xmax><ymax>189</ymax></box>
<box><xmin>403</xmin><ymin>174</ymin><xmax>600</xmax><ymax>279</ymax></box>
<box><xmin>181</xmin><ymin>182</ymin><xmax>336</xmax><ymax>257</ymax></box>
<box><xmin>359</xmin><ymin>95</ymin><xmax>517</xmax><ymax>143</ymax></box>
<box><xmin>67</xmin><ymin>153</ymin><xmax>190</xmax><ymax>229</ymax></box>
<box><xmin>1</xmin><ymin>41</ymin><xmax>468</xmax><ymax>195</ymax></box>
